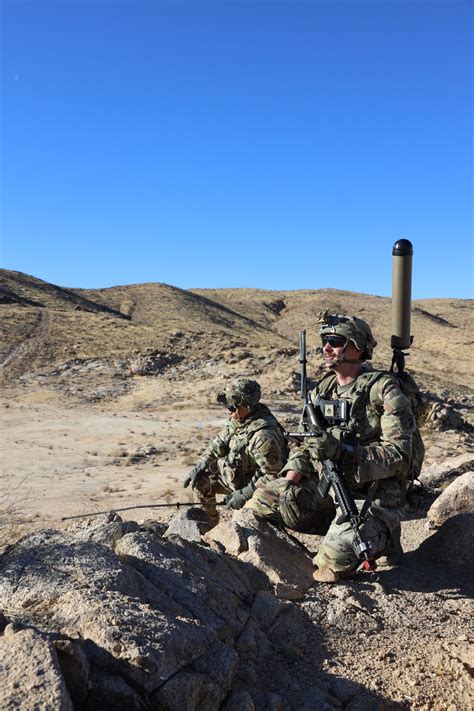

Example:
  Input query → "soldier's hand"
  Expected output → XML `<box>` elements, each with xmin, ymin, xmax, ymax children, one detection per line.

<box><xmin>225</xmin><ymin>489</ymin><xmax>248</xmax><ymax>510</ymax></box>
<box><xmin>313</xmin><ymin>432</ymin><xmax>344</xmax><ymax>462</ymax></box>
<box><xmin>183</xmin><ymin>463</ymin><xmax>205</xmax><ymax>489</ymax></box>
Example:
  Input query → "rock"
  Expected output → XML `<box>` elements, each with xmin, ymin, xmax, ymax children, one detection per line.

<box><xmin>191</xmin><ymin>640</ymin><xmax>239</xmax><ymax>690</ymax></box>
<box><xmin>128</xmin><ymin>353</ymin><xmax>182</xmax><ymax>376</ymax></box>
<box><xmin>247</xmin><ymin>689</ymin><xmax>291</xmax><ymax>710</ymax></box>
<box><xmin>415</xmin><ymin>512</ymin><xmax>474</xmax><ymax>573</ymax></box>
<box><xmin>0</xmin><ymin>627</ymin><xmax>73</xmax><ymax>710</ymax></box>
<box><xmin>115</xmin><ymin>532</ymin><xmax>252</xmax><ymax>639</ymax></box>
<box><xmin>203</xmin><ymin>509</ymin><xmax>314</xmax><ymax>600</ymax></box>
<box><xmin>221</xmin><ymin>689</ymin><xmax>255</xmax><ymax>710</ymax></box>
<box><xmin>140</xmin><ymin>519</ymin><xmax>168</xmax><ymax>536</ymax></box>
<box><xmin>70</xmin><ymin>513</ymin><xmax>140</xmax><ymax>545</ymax></box>
<box><xmin>0</xmin><ymin>610</ymin><xmax>9</xmax><ymax>633</ymax></box>
<box><xmin>419</xmin><ymin>453</ymin><xmax>474</xmax><ymax>489</ymax></box>
<box><xmin>84</xmin><ymin>671</ymin><xmax>143</xmax><ymax>711</ymax></box>
<box><xmin>164</xmin><ymin>507</ymin><xmax>215</xmax><ymax>542</ymax></box>
<box><xmin>265</xmin><ymin>604</ymin><xmax>316</xmax><ymax>660</ymax></box>
<box><xmin>54</xmin><ymin>639</ymin><xmax>90</xmax><ymax>707</ymax></box>
<box><xmin>0</xmin><ymin>527</ymin><xmax>218</xmax><ymax>693</ymax></box>
<box><xmin>423</xmin><ymin>402</ymin><xmax>467</xmax><ymax>431</ymax></box>
<box><xmin>151</xmin><ymin>670</ymin><xmax>223</xmax><ymax>710</ymax></box>
<box><xmin>249</xmin><ymin>590</ymin><xmax>289</xmax><ymax>630</ymax></box>
<box><xmin>427</xmin><ymin>472</ymin><xmax>474</xmax><ymax>525</ymax></box>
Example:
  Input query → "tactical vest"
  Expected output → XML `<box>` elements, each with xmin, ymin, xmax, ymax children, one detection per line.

<box><xmin>222</xmin><ymin>409</ymin><xmax>287</xmax><ymax>484</ymax></box>
<box><xmin>313</xmin><ymin>367</ymin><xmax>424</xmax><ymax>490</ymax></box>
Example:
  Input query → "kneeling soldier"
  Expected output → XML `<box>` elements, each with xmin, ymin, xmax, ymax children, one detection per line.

<box><xmin>249</xmin><ymin>312</ymin><xmax>414</xmax><ymax>582</ymax></box>
<box><xmin>183</xmin><ymin>378</ymin><xmax>286</xmax><ymax>524</ymax></box>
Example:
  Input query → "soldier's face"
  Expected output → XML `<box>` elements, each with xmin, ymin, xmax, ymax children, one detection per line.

<box><xmin>229</xmin><ymin>405</ymin><xmax>250</xmax><ymax>422</ymax></box>
<box><xmin>322</xmin><ymin>337</ymin><xmax>362</xmax><ymax>368</ymax></box>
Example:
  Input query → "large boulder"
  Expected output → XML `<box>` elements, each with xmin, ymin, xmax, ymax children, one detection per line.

<box><xmin>0</xmin><ymin>627</ymin><xmax>73</xmax><ymax>710</ymax></box>
<box><xmin>427</xmin><ymin>471</ymin><xmax>474</xmax><ymax>526</ymax></box>
<box><xmin>0</xmin><ymin>512</ymin><xmax>332</xmax><ymax>710</ymax></box>
<box><xmin>203</xmin><ymin>509</ymin><xmax>314</xmax><ymax>600</ymax></box>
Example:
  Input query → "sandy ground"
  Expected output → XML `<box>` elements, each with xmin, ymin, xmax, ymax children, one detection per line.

<box><xmin>1</xmin><ymin>398</ymin><xmax>216</xmax><ymax>533</ymax></box>
<box><xmin>1</xmin><ymin>381</ymin><xmax>298</xmax><ymax>536</ymax></box>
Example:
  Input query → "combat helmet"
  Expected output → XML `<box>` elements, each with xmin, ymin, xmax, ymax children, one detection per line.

<box><xmin>216</xmin><ymin>378</ymin><xmax>261</xmax><ymax>410</ymax></box>
<box><xmin>318</xmin><ymin>310</ymin><xmax>377</xmax><ymax>360</ymax></box>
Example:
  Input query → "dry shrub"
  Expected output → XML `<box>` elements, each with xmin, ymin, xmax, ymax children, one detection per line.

<box><xmin>0</xmin><ymin>477</ymin><xmax>28</xmax><ymax>553</ymax></box>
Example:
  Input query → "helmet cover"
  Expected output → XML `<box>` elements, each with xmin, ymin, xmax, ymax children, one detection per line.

<box><xmin>216</xmin><ymin>378</ymin><xmax>261</xmax><ymax>409</ymax></box>
<box><xmin>318</xmin><ymin>310</ymin><xmax>377</xmax><ymax>360</ymax></box>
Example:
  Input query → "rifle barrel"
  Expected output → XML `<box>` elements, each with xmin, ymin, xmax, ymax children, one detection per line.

<box><xmin>61</xmin><ymin>501</ymin><xmax>226</xmax><ymax>521</ymax></box>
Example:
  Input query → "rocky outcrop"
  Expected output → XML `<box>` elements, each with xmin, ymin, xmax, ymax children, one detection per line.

<box><xmin>128</xmin><ymin>352</ymin><xmax>182</xmax><ymax>376</ymax></box>
<box><xmin>0</xmin><ymin>511</ymin><xmax>327</xmax><ymax>710</ymax></box>
<box><xmin>203</xmin><ymin>509</ymin><xmax>314</xmax><ymax>600</ymax></box>
<box><xmin>423</xmin><ymin>401</ymin><xmax>468</xmax><ymax>432</ymax></box>
<box><xmin>427</xmin><ymin>471</ymin><xmax>474</xmax><ymax>526</ymax></box>
<box><xmin>1</xmin><ymin>507</ymin><xmax>473</xmax><ymax>710</ymax></box>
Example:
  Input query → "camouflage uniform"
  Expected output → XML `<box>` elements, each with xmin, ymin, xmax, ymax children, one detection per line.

<box><xmin>287</xmin><ymin>366</ymin><xmax>414</xmax><ymax>573</ymax></box>
<box><xmin>185</xmin><ymin>379</ymin><xmax>286</xmax><ymax>521</ymax></box>
<box><xmin>247</xmin><ymin>466</ymin><xmax>335</xmax><ymax>533</ymax></box>
<box><xmin>249</xmin><ymin>312</ymin><xmax>415</xmax><ymax>576</ymax></box>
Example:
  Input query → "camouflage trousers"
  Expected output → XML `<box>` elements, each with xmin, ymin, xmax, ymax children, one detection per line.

<box><xmin>192</xmin><ymin>460</ymin><xmax>239</xmax><ymax>521</ymax></box>
<box><xmin>314</xmin><ymin>498</ymin><xmax>404</xmax><ymax>574</ymax></box>
<box><xmin>246</xmin><ymin>477</ymin><xmax>335</xmax><ymax>534</ymax></box>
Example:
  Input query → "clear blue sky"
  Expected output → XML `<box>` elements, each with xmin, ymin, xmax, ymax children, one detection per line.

<box><xmin>1</xmin><ymin>0</ymin><xmax>472</xmax><ymax>299</ymax></box>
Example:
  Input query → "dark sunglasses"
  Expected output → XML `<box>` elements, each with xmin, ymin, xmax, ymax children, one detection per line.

<box><xmin>322</xmin><ymin>335</ymin><xmax>347</xmax><ymax>348</ymax></box>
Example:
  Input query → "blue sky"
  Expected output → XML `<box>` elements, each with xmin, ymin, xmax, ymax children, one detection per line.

<box><xmin>1</xmin><ymin>0</ymin><xmax>472</xmax><ymax>299</ymax></box>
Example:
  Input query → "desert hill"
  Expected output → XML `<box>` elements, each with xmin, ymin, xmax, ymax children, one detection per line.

<box><xmin>0</xmin><ymin>271</ymin><xmax>290</xmax><ymax>378</ymax></box>
<box><xmin>191</xmin><ymin>287</ymin><xmax>474</xmax><ymax>394</ymax></box>
<box><xmin>1</xmin><ymin>269</ymin><xmax>472</xmax><ymax>395</ymax></box>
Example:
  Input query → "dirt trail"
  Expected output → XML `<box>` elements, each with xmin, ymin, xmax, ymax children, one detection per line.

<box><xmin>0</xmin><ymin>309</ymin><xmax>51</xmax><ymax>370</ymax></box>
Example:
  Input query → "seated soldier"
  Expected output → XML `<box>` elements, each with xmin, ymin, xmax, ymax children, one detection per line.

<box><xmin>248</xmin><ymin>312</ymin><xmax>414</xmax><ymax>583</ymax></box>
<box><xmin>183</xmin><ymin>378</ymin><xmax>287</xmax><ymax>524</ymax></box>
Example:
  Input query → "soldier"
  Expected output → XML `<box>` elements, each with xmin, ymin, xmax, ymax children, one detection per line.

<box><xmin>183</xmin><ymin>378</ymin><xmax>286</xmax><ymax>524</ymax></box>
<box><xmin>248</xmin><ymin>312</ymin><xmax>415</xmax><ymax>583</ymax></box>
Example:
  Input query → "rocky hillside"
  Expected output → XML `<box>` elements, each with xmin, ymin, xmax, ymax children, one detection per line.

<box><xmin>1</xmin><ymin>270</ymin><xmax>472</xmax><ymax>395</ymax></box>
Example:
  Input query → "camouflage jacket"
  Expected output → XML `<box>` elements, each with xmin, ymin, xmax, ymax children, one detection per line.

<box><xmin>200</xmin><ymin>403</ymin><xmax>286</xmax><ymax>491</ymax></box>
<box><xmin>284</xmin><ymin>367</ymin><xmax>415</xmax><ymax>507</ymax></box>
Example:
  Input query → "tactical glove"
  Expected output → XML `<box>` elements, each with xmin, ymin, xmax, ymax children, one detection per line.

<box><xmin>225</xmin><ymin>483</ymin><xmax>254</xmax><ymax>510</ymax></box>
<box><xmin>183</xmin><ymin>460</ymin><xmax>208</xmax><ymax>489</ymax></box>
<box><xmin>312</xmin><ymin>431</ymin><xmax>344</xmax><ymax>462</ymax></box>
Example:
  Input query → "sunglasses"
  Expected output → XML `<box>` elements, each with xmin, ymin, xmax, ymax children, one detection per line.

<box><xmin>322</xmin><ymin>335</ymin><xmax>347</xmax><ymax>348</ymax></box>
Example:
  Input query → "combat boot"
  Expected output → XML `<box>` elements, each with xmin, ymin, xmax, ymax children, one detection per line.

<box><xmin>378</xmin><ymin>524</ymin><xmax>403</xmax><ymax>566</ymax></box>
<box><xmin>313</xmin><ymin>567</ymin><xmax>351</xmax><ymax>583</ymax></box>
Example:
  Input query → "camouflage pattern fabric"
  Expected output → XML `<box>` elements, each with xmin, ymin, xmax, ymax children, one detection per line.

<box><xmin>247</xmin><ymin>476</ymin><xmax>335</xmax><ymax>533</ymax></box>
<box><xmin>284</xmin><ymin>368</ymin><xmax>414</xmax><ymax>497</ymax></box>
<box><xmin>216</xmin><ymin>378</ymin><xmax>261</xmax><ymax>409</ymax></box>
<box><xmin>314</xmin><ymin>497</ymin><xmax>404</xmax><ymax>573</ymax></box>
<box><xmin>318</xmin><ymin>311</ymin><xmax>377</xmax><ymax>359</ymax></box>
<box><xmin>192</xmin><ymin>403</ymin><xmax>286</xmax><ymax>516</ymax></box>
<box><xmin>281</xmin><ymin>366</ymin><xmax>413</xmax><ymax>573</ymax></box>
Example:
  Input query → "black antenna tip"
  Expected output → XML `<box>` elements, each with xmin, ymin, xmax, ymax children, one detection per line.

<box><xmin>392</xmin><ymin>239</ymin><xmax>413</xmax><ymax>256</ymax></box>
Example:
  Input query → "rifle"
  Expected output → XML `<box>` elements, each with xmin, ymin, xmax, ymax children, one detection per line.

<box><xmin>61</xmin><ymin>501</ymin><xmax>227</xmax><ymax>521</ymax></box>
<box><xmin>287</xmin><ymin>329</ymin><xmax>377</xmax><ymax>571</ymax></box>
